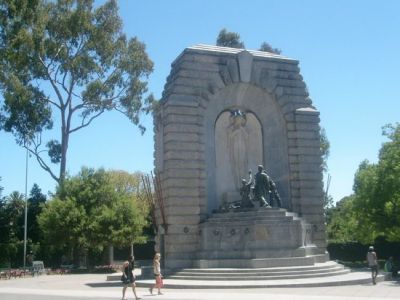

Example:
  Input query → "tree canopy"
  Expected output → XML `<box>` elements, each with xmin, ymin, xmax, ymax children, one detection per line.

<box><xmin>0</xmin><ymin>190</ymin><xmax>25</xmax><ymax>266</ymax></box>
<box><xmin>259</xmin><ymin>42</ymin><xmax>281</xmax><ymax>54</ymax></box>
<box><xmin>326</xmin><ymin>195</ymin><xmax>359</xmax><ymax>243</ymax></box>
<box><xmin>320</xmin><ymin>128</ymin><xmax>330</xmax><ymax>173</ymax></box>
<box><xmin>327</xmin><ymin>123</ymin><xmax>400</xmax><ymax>243</ymax></box>
<box><xmin>0</xmin><ymin>0</ymin><xmax>154</xmax><ymax>186</ymax></box>
<box><xmin>27</xmin><ymin>184</ymin><xmax>47</xmax><ymax>243</ymax></box>
<box><xmin>37</xmin><ymin>168</ymin><xmax>149</xmax><ymax>263</ymax></box>
<box><xmin>215</xmin><ymin>29</ymin><xmax>283</xmax><ymax>55</ymax></box>
<box><xmin>216</xmin><ymin>28</ymin><xmax>245</xmax><ymax>48</ymax></box>
<box><xmin>0</xmin><ymin>184</ymin><xmax>47</xmax><ymax>266</ymax></box>
<box><xmin>352</xmin><ymin>123</ymin><xmax>400</xmax><ymax>242</ymax></box>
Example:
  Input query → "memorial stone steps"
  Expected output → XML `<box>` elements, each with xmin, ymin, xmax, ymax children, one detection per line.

<box><xmin>193</xmin><ymin>255</ymin><xmax>329</xmax><ymax>268</ymax></box>
<box><xmin>167</xmin><ymin>262</ymin><xmax>350</xmax><ymax>281</ymax></box>
<box><xmin>174</xmin><ymin>261</ymin><xmax>340</xmax><ymax>273</ymax></box>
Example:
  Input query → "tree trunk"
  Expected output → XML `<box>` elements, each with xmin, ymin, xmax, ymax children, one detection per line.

<box><xmin>59</xmin><ymin>124</ymin><xmax>69</xmax><ymax>192</ymax></box>
<box><xmin>108</xmin><ymin>245</ymin><xmax>114</xmax><ymax>265</ymax></box>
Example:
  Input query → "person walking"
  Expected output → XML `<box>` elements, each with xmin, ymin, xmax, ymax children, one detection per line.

<box><xmin>121</xmin><ymin>255</ymin><xmax>140</xmax><ymax>300</ymax></box>
<box><xmin>149</xmin><ymin>253</ymin><xmax>163</xmax><ymax>295</ymax></box>
<box><xmin>367</xmin><ymin>246</ymin><xmax>378</xmax><ymax>285</ymax></box>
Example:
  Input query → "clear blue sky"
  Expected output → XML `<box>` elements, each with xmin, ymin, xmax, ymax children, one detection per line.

<box><xmin>0</xmin><ymin>0</ymin><xmax>399</xmax><ymax>203</ymax></box>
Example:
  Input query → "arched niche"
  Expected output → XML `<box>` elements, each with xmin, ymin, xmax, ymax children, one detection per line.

<box><xmin>215</xmin><ymin>109</ymin><xmax>263</xmax><ymax>207</ymax></box>
<box><xmin>205</xmin><ymin>83</ymin><xmax>290</xmax><ymax>213</ymax></box>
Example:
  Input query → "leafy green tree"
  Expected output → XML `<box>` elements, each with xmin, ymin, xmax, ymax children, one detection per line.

<box><xmin>350</xmin><ymin>160</ymin><xmax>380</xmax><ymax>243</ymax></box>
<box><xmin>326</xmin><ymin>195</ymin><xmax>359</xmax><ymax>242</ymax></box>
<box><xmin>319</xmin><ymin>127</ymin><xmax>333</xmax><ymax>217</ymax></box>
<box><xmin>7</xmin><ymin>191</ymin><xmax>25</xmax><ymax>202</ymax></box>
<box><xmin>352</xmin><ymin>123</ymin><xmax>400</xmax><ymax>242</ymax></box>
<box><xmin>0</xmin><ymin>195</ymin><xmax>12</xmax><ymax>266</ymax></box>
<box><xmin>5</xmin><ymin>191</ymin><xmax>25</xmax><ymax>239</ymax></box>
<box><xmin>259</xmin><ymin>42</ymin><xmax>281</xmax><ymax>54</ymax></box>
<box><xmin>216</xmin><ymin>28</ymin><xmax>245</xmax><ymax>48</ymax></box>
<box><xmin>27</xmin><ymin>184</ymin><xmax>46</xmax><ymax>243</ymax></box>
<box><xmin>0</xmin><ymin>0</ymin><xmax>154</xmax><ymax>187</ymax></box>
<box><xmin>376</xmin><ymin>123</ymin><xmax>400</xmax><ymax>240</ymax></box>
<box><xmin>0</xmin><ymin>198</ymin><xmax>7</xmax><ymax>264</ymax></box>
<box><xmin>0</xmin><ymin>191</ymin><xmax>25</xmax><ymax>266</ymax></box>
<box><xmin>38</xmin><ymin>168</ymin><xmax>149</xmax><ymax>265</ymax></box>
<box><xmin>320</xmin><ymin>128</ymin><xmax>330</xmax><ymax>173</ymax></box>
<box><xmin>38</xmin><ymin>196</ymin><xmax>86</xmax><ymax>261</ymax></box>
<box><xmin>108</xmin><ymin>170</ymin><xmax>143</xmax><ymax>195</ymax></box>
<box><xmin>328</xmin><ymin>123</ymin><xmax>400</xmax><ymax>244</ymax></box>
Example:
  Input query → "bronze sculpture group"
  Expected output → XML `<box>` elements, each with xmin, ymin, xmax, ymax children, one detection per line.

<box><xmin>241</xmin><ymin>165</ymin><xmax>282</xmax><ymax>208</ymax></box>
<box><xmin>220</xmin><ymin>165</ymin><xmax>282</xmax><ymax>211</ymax></box>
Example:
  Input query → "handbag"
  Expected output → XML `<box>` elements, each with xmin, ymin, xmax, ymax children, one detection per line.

<box><xmin>121</xmin><ymin>275</ymin><xmax>128</xmax><ymax>284</ymax></box>
<box><xmin>155</xmin><ymin>275</ymin><xmax>164</xmax><ymax>287</ymax></box>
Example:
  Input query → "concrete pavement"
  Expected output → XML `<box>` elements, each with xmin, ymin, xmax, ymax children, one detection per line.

<box><xmin>0</xmin><ymin>273</ymin><xmax>399</xmax><ymax>300</ymax></box>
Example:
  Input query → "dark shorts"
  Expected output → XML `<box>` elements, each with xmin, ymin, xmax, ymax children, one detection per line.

<box><xmin>121</xmin><ymin>275</ymin><xmax>135</xmax><ymax>285</ymax></box>
<box><xmin>370</xmin><ymin>265</ymin><xmax>378</xmax><ymax>273</ymax></box>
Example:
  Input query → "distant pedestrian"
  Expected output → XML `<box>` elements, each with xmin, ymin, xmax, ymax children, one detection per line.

<box><xmin>26</xmin><ymin>251</ymin><xmax>34</xmax><ymax>267</ymax></box>
<box><xmin>384</xmin><ymin>256</ymin><xmax>398</xmax><ymax>277</ymax></box>
<box><xmin>121</xmin><ymin>255</ymin><xmax>140</xmax><ymax>300</ymax></box>
<box><xmin>367</xmin><ymin>246</ymin><xmax>378</xmax><ymax>285</ymax></box>
<box><xmin>149</xmin><ymin>253</ymin><xmax>163</xmax><ymax>295</ymax></box>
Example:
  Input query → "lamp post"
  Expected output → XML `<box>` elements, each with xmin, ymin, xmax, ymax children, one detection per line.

<box><xmin>23</xmin><ymin>148</ymin><xmax>28</xmax><ymax>270</ymax></box>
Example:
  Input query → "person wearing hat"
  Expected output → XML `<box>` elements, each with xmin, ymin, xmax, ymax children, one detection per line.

<box><xmin>367</xmin><ymin>246</ymin><xmax>378</xmax><ymax>284</ymax></box>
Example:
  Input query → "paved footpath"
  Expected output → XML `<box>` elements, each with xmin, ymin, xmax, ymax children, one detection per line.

<box><xmin>0</xmin><ymin>274</ymin><xmax>399</xmax><ymax>300</ymax></box>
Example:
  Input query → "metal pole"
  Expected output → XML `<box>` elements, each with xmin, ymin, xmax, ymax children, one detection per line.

<box><xmin>23</xmin><ymin>148</ymin><xmax>28</xmax><ymax>269</ymax></box>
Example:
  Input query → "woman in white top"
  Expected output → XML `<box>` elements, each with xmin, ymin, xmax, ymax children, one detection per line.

<box><xmin>149</xmin><ymin>253</ymin><xmax>163</xmax><ymax>295</ymax></box>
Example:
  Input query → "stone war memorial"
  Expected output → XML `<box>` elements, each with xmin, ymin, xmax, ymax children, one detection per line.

<box><xmin>153</xmin><ymin>44</ymin><xmax>346</xmax><ymax>281</ymax></box>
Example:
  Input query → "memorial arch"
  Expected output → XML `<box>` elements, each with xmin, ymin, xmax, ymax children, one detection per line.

<box><xmin>154</xmin><ymin>45</ymin><xmax>326</xmax><ymax>270</ymax></box>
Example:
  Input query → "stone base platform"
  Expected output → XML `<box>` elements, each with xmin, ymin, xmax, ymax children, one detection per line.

<box><xmin>167</xmin><ymin>261</ymin><xmax>348</xmax><ymax>281</ymax></box>
<box><xmin>106</xmin><ymin>265</ymin><xmax>390</xmax><ymax>288</ymax></box>
<box><xmin>196</xmin><ymin>208</ymin><xmax>322</xmax><ymax>265</ymax></box>
<box><xmin>134</xmin><ymin>271</ymin><xmax>389</xmax><ymax>288</ymax></box>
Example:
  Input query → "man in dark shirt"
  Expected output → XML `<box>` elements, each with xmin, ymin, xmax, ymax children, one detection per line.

<box><xmin>122</xmin><ymin>255</ymin><xmax>140</xmax><ymax>299</ymax></box>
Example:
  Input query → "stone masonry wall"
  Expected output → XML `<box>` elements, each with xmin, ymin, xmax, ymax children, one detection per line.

<box><xmin>154</xmin><ymin>45</ymin><xmax>327</xmax><ymax>269</ymax></box>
